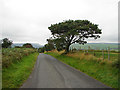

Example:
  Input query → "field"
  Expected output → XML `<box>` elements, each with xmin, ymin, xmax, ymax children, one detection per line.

<box><xmin>69</xmin><ymin>50</ymin><xmax>118</xmax><ymax>62</ymax></box>
<box><xmin>2</xmin><ymin>48</ymin><xmax>39</xmax><ymax>88</ymax></box>
<box><xmin>45</xmin><ymin>50</ymin><xmax>119</xmax><ymax>88</ymax></box>
<box><xmin>70</xmin><ymin>43</ymin><xmax>119</xmax><ymax>51</ymax></box>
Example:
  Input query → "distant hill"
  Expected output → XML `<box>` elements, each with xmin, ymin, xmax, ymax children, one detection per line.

<box><xmin>70</xmin><ymin>43</ymin><xmax>119</xmax><ymax>50</ymax></box>
<box><xmin>12</xmin><ymin>43</ymin><xmax>43</xmax><ymax>48</ymax></box>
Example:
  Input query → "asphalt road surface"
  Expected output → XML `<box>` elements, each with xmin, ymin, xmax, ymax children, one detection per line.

<box><xmin>21</xmin><ymin>53</ymin><xmax>111</xmax><ymax>88</ymax></box>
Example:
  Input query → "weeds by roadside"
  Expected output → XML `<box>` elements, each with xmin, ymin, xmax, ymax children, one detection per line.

<box><xmin>2</xmin><ymin>52</ymin><xmax>39</xmax><ymax>88</ymax></box>
<box><xmin>45</xmin><ymin>50</ymin><xmax>119</xmax><ymax>88</ymax></box>
<box><xmin>2</xmin><ymin>48</ymin><xmax>37</xmax><ymax>68</ymax></box>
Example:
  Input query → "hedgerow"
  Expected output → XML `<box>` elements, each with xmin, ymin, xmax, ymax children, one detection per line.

<box><xmin>2</xmin><ymin>48</ymin><xmax>37</xmax><ymax>68</ymax></box>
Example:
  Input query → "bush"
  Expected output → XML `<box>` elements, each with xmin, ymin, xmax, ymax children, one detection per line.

<box><xmin>2</xmin><ymin>48</ymin><xmax>36</xmax><ymax>68</ymax></box>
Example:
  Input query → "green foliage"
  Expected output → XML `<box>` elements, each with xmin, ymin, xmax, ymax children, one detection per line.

<box><xmin>46</xmin><ymin>39</ymin><xmax>55</xmax><ymax>50</ymax></box>
<box><xmin>45</xmin><ymin>52</ymin><xmax>118</xmax><ymax>88</ymax></box>
<box><xmin>15</xmin><ymin>46</ymin><xmax>22</xmax><ymax>48</ymax></box>
<box><xmin>53</xmin><ymin>38</ymin><xmax>66</xmax><ymax>51</ymax></box>
<box><xmin>44</xmin><ymin>43</ymin><xmax>54</xmax><ymax>51</ymax></box>
<box><xmin>23</xmin><ymin>43</ymin><xmax>33</xmax><ymax>48</ymax></box>
<box><xmin>2</xmin><ymin>48</ymin><xmax>37</xmax><ymax>68</ymax></box>
<box><xmin>44</xmin><ymin>44</ymin><xmax>51</xmax><ymax>51</ymax></box>
<box><xmin>48</xmin><ymin>20</ymin><xmax>102</xmax><ymax>53</ymax></box>
<box><xmin>2</xmin><ymin>38</ymin><xmax>13</xmax><ymax>48</ymax></box>
<box><xmin>38</xmin><ymin>39</ymin><xmax>55</xmax><ymax>53</ymax></box>
<box><xmin>2</xmin><ymin>52</ymin><xmax>39</xmax><ymax>88</ymax></box>
<box><xmin>38</xmin><ymin>47</ymin><xmax>45</xmax><ymax>53</ymax></box>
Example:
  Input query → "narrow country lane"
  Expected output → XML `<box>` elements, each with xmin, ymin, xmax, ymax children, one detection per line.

<box><xmin>21</xmin><ymin>53</ymin><xmax>111</xmax><ymax>88</ymax></box>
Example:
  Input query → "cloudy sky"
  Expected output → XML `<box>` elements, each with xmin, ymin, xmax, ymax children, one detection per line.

<box><xmin>0</xmin><ymin>0</ymin><xmax>119</xmax><ymax>45</ymax></box>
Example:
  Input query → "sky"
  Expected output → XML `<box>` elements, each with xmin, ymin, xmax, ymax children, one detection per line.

<box><xmin>0</xmin><ymin>0</ymin><xmax>119</xmax><ymax>45</ymax></box>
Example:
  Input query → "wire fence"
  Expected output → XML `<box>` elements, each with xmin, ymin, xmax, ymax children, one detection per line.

<box><xmin>69</xmin><ymin>45</ymin><xmax>119</xmax><ymax>61</ymax></box>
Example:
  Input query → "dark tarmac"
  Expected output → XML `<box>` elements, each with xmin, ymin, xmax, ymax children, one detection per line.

<box><xmin>21</xmin><ymin>53</ymin><xmax>111</xmax><ymax>88</ymax></box>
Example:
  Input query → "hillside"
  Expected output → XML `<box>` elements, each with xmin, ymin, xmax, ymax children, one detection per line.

<box><xmin>70</xmin><ymin>43</ymin><xmax>119</xmax><ymax>50</ymax></box>
<box><xmin>12</xmin><ymin>43</ymin><xmax>43</xmax><ymax>48</ymax></box>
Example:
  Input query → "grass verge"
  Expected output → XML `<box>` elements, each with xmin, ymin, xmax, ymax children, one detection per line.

<box><xmin>2</xmin><ymin>52</ymin><xmax>39</xmax><ymax>88</ymax></box>
<box><xmin>45</xmin><ymin>51</ymin><xmax>118</xmax><ymax>88</ymax></box>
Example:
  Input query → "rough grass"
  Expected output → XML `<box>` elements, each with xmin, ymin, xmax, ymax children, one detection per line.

<box><xmin>2</xmin><ymin>48</ymin><xmax>37</xmax><ymax>68</ymax></box>
<box><xmin>87</xmin><ymin>51</ymin><xmax>118</xmax><ymax>61</ymax></box>
<box><xmin>45</xmin><ymin>50</ymin><xmax>119</xmax><ymax>88</ymax></box>
<box><xmin>66</xmin><ymin>52</ymin><xmax>114</xmax><ymax>66</ymax></box>
<box><xmin>2</xmin><ymin>52</ymin><xmax>39</xmax><ymax>88</ymax></box>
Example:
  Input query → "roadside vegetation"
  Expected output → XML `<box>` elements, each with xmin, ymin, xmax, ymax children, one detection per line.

<box><xmin>2</xmin><ymin>38</ymin><xmax>39</xmax><ymax>88</ymax></box>
<box><xmin>2</xmin><ymin>50</ymin><xmax>39</xmax><ymax>88</ymax></box>
<box><xmin>2</xmin><ymin>48</ymin><xmax>37</xmax><ymax>68</ymax></box>
<box><xmin>45</xmin><ymin>50</ymin><xmax>119</xmax><ymax>88</ymax></box>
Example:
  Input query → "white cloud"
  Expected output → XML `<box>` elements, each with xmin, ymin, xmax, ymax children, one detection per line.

<box><xmin>0</xmin><ymin>0</ymin><xmax>119</xmax><ymax>45</ymax></box>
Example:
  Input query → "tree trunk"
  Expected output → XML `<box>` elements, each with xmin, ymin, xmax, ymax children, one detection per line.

<box><xmin>65</xmin><ymin>44</ymin><xmax>70</xmax><ymax>54</ymax></box>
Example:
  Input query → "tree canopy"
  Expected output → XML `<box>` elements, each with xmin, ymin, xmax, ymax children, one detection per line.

<box><xmin>48</xmin><ymin>20</ymin><xmax>102</xmax><ymax>53</ymax></box>
<box><xmin>38</xmin><ymin>39</ymin><xmax>55</xmax><ymax>53</ymax></box>
<box><xmin>2</xmin><ymin>38</ymin><xmax>13</xmax><ymax>48</ymax></box>
<box><xmin>23</xmin><ymin>43</ymin><xmax>33</xmax><ymax>48</ymax></box>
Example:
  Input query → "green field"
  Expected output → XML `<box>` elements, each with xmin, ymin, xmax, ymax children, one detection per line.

<box><xmin>70</xmin><ymin>43</ymin><xmax>119</xmax><ymax>51</ymax></box>
<box><xmin>72</xmin><ymin>50</ymin><xmax>118</xmax><ymax>62</ymax></box>
<box><xmin>45</xmin><ymin>50</ymin><xmax>119</xmax><ymax>88</ymax></box>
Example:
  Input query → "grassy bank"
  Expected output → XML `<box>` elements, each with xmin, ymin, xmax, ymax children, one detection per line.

<box><xmin>2</xmin><ymin>52</ymin><xmax>39</xmax><ymax>88</ymax></box>
<box><xmin>45</xmin><ymin>51</ymin><xmax>118</xmax><ymax>88</ymax></box>
<box><xmin>2</xmin><ymin>48</ymin><xmax>37</xmax><ymax>68</ymax></box>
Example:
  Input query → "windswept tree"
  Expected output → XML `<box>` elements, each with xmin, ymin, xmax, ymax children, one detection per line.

<box><xmin>48</xmin><ymin>20</ymin><xmax>102</xmax><ymax>53</ymax></box>
<box><xmin>2</xmin><ymin>38</ymin><xmax>13</xmax><ymax>48</ymax></box>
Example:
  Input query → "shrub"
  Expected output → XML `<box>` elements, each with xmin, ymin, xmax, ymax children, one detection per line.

<box><xmin>2</xmin><ymin>48</ymin><xmax>36</xmax><ymax>68</ymax></box>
